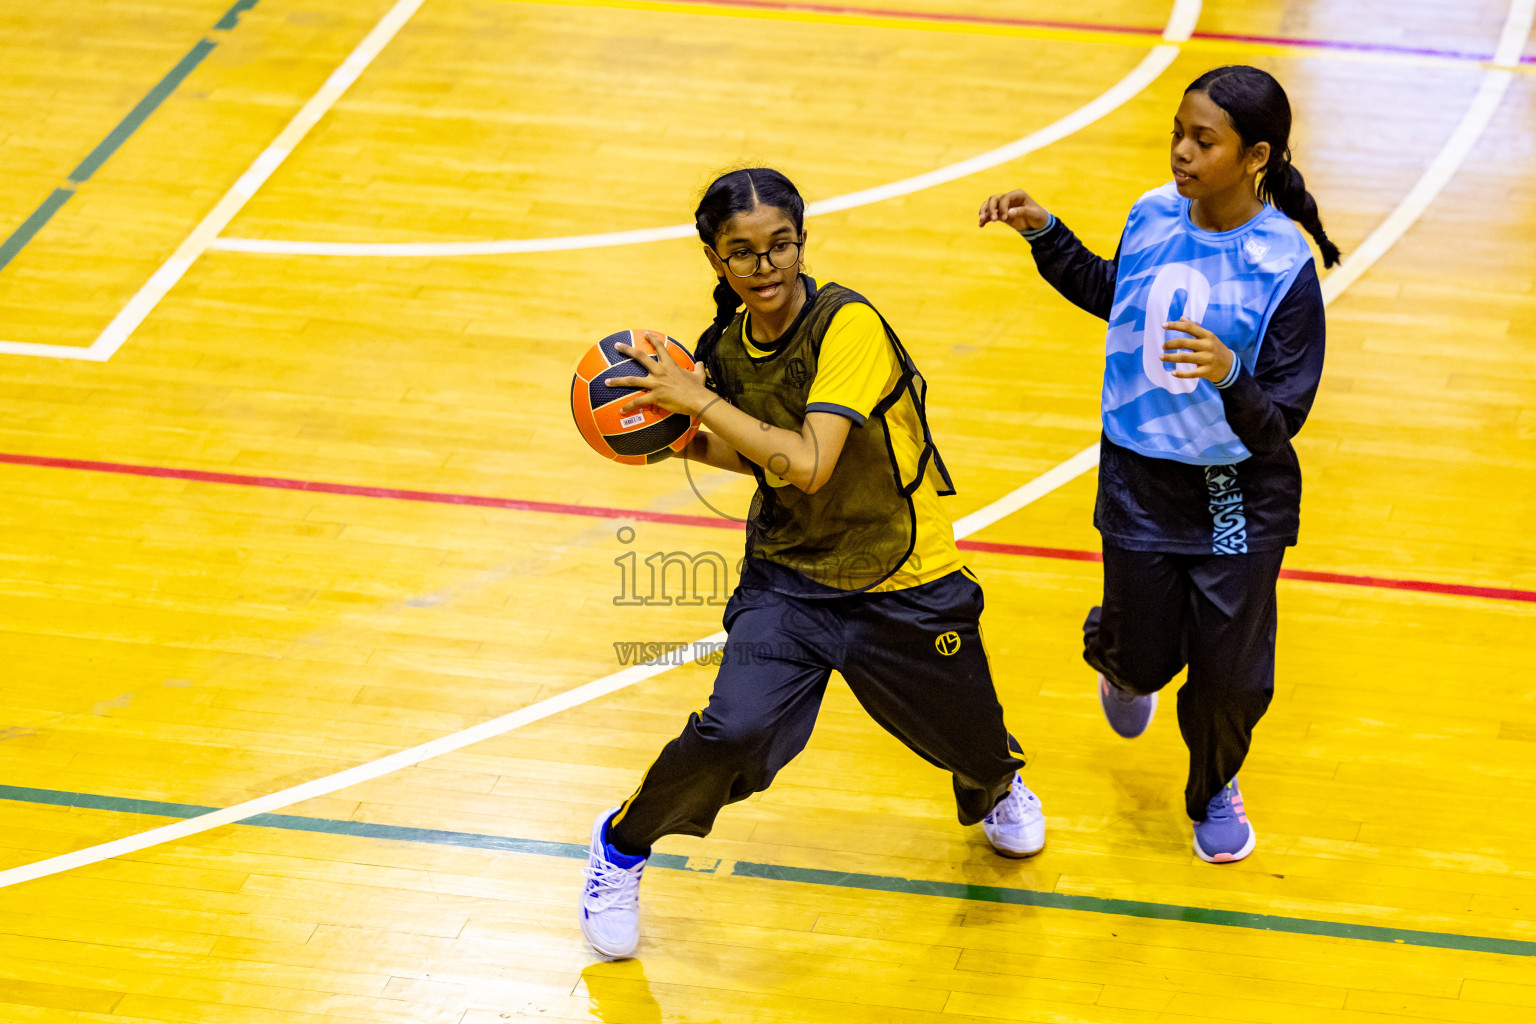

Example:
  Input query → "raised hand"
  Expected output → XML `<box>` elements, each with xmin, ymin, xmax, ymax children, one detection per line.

<box><xmin>978</xmin><ymin>188</ymin><xmax>1051</xmax><ymax>232</ymax></box>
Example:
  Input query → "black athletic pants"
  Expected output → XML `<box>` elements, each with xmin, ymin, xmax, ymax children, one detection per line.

<box><xmin>1084</xmin><ymin>544</ymin><xmax>1286</xmax><ymax>822</ymax></box>
<box><xmin>608</xmin><ymin>570</ymin><xmax>1023</xmax><ymax>854</ymax></box>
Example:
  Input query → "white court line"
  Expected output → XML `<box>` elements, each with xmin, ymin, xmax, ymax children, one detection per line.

<box><xmin>950</xmin><ymin>443</ymin><xmax>1104</xmax><ymax>539</ymax></box>
<box><xmin>0</xmin><ymin>0</ymin><xmax>429</xmax><ymax>363</ymax></box>
<box><xmin>1320</xmin><ymin>0</ymin><xmax>1532</xmax><ymax>302</ymax></box>
<box><xmin>210</xmin><ymin>0</ymin><xmax>1201</xmax><ymax>258</ymax></box>
<box><xmin>2</xmin><ymin>0</ymin><xmax>1530</xmax><ymax>890</ymax></box>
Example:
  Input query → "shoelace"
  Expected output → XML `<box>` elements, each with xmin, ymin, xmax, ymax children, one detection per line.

<box><xmin>1206</xmin><ymin>785</ymin><xmax>1238</xmax><ymax>822</ymax></box>
<box><xmin>986</xmin><ymin>779</ymin><xmax>1035</xmax><ymax>825</ymax></box>
<box><xmin>582</xmin><ymin>855</ymin><xmax>643</xmax><ymax>912</ymax></box>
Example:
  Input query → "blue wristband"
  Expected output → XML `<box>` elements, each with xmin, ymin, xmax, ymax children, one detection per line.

<box><xmin>1214</xmin><ymin>358</ymin><xmax>1242</xmax><ymax>389</ymax></box>
<box><xmin>1017</xmin><ymin>214</ymin><xmax>1056</xmax><ymax>241</ymax></box>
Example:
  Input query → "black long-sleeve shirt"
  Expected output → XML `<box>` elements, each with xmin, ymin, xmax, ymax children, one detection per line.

<box><xmin>1027</xmin><ymin>217</ymin><xmax>1327</xmax><ymax>553</ymax></box>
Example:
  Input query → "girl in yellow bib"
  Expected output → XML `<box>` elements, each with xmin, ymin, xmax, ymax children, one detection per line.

<box><xmin>577</xmin><ymin>168</ymin><xmax>1042</xmax><ymax>960</ymax></box>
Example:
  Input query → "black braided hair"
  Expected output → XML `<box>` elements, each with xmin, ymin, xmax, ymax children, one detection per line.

<box><xmin>692</xmin><ymin>168</ymin><xmax>807</xmax><ymax>364</ymax></box>
<box><xmin>1186</xmin><ymin>66</ymin><xmax>1341</xmax><ymax>268</ymax></box>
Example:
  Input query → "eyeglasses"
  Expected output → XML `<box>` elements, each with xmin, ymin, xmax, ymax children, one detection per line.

<box><xmin>716</xmin><ymin>240</ymin><xmax>803</xmax><ymax>278</ymax></box>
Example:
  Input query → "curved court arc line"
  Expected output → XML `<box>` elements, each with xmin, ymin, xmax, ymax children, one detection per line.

<box><xmin>4</xmin><ymin>0</ymin><xmax>1196</xmax><ymax>359</ymax></box>
<box><xmin>208</xmin><ymin>0</ymin><xmax>1201</xmax><ymax>258</ymax></box>
<box><xmin>2</xmin><ymin>0</ymin><xmax>1532</xmax><ymax>893</ymax></box>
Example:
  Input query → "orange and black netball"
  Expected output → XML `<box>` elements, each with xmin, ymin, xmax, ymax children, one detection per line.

<box><xmin>570</xmin><ymin>330</ymin><xmax>701</xmax><ymax>465</ymax></box>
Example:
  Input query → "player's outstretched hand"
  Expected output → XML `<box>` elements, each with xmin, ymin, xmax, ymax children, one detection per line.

<box><xmin>978</xmin><ymin>189</ymin><xmax>1052</xmax><ymax>232</ymax></box>
<box><xmin>610</xmin><ymin>332</ymin><xmax>713</xmax><ymax>417</ymax></box>
<box><xmin>1161</xmin><ymin>318</ymin><xmax>1236</xmax><ymax>382</ymax></box>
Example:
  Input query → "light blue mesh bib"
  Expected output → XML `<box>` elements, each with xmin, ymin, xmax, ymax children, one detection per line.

<box><xmin>1102</xmin><ymin>183</ymin><xmax>1312</xmax><ymax>465</ymax></box>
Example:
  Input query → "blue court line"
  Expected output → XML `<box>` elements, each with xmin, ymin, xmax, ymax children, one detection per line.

<box><xmin>0</xmin><ymin>0</ymin><xmax>262</xmax><ymax>274</ymax></box>
<box><xmin>1</xmin><ymin>783</ymin><xmax>1532</xmax><ymax>958</ymax></box>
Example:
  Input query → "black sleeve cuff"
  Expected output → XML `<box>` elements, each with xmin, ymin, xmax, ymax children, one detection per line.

<box><xmin>805</xmin><ymin>401</ymin><xmax>867</xmax><ymax>426</ymax></box>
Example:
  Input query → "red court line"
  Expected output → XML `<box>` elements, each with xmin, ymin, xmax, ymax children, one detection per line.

<box><xmin>1276</xmin><ymin>568</ymin><xmax>1536</xmax><ymax>604</ymax></box>
<box><xmin>961</xmin><ymin>538</ymin><xmax>1536</xmax><ymax>604</ymax></box>
<box><xmin>3</xmin><ymin>451</ymin><xmax>1533</xmax><ymax>604</ymax></box>
<box><xmin>0</xmin><ymin>452</ymin><xmax>732</xmax><ymax>531</ymax></box>
<box><xmin>958</xmin><ymin>539</ymin><xmax>1103</xmax><ymax>563</ymax></box>
<box><xmin>657</xmin><ymin>0</ymin><xmax>1505</xmax><ymax>62</ymax></box>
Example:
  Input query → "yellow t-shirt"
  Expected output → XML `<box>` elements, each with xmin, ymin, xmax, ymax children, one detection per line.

<box><xmin>742</xmin><ymin>302</ymin><xmax>962</xmax><ymax>591</ymax></box>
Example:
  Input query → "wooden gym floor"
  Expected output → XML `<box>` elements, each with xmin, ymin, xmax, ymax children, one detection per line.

<box><xmin>1</xmin><ymin>0</ymin><xmax>1534</xmax><ymax>1021</ymax></box>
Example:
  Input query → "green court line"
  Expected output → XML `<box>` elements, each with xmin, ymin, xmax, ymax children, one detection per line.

<box><xmin>732</xmin><ymin>862</ymin><xmax>1536</xmax><ymax>958</ymax></box>
<box><xmin>0</xmin><ymin>785</ymin><xmax>705</xmax><ymax>872</ymax></box>
<box><xmin>2</xmin><ymin>783</ymin><xmax>1530</xmax><ymax>957</ymax></box>
<box><xmin>214</xmin><ymin>0</ymin><xmax>262</xmax><ymax>31</ymax></box>
<box><xmin>67</xmin><ymin>40</ymin><xmax>219</xmax><ymax>185</ymax></box>
<box><xmin>0</xmin><ymin>189</ymin><xmax>79</xmax><ymax>272</ymax></box>
<box><xmin>0</xmin><ymin>0</ymin><xmax>262</xmax><ymax>274</ymax></box>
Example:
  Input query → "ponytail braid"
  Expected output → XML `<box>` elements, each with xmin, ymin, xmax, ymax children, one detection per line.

<box><xmin>1260</xmin><ymin>151</ymin><xmax>1341</xmax><ymax>268</ymax></box>
<box><xmin>1186</xmin><ymin>65</ymin><xmax>1343</xmax><ymax>269</ymax></box>
<box><xmin>694</xmin><ymin>275</ymin><xmax>740</xmax><ymax>367</ymax></box>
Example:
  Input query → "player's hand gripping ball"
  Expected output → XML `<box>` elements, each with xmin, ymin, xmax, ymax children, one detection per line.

<box><xmin>571</xmin><ymin>330</ymin><xmax>701</xmax><ymax>465</ymax></box>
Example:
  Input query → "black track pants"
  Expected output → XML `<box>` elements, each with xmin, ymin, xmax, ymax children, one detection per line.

<box><xmin>1083</xmin><ymin>544</ymin><xmax>1285</xmax><ymax>822</ymax></box>
<box><xmin>609</xmin><ymin>570</ymin><xmax>1023</xmax><ymax>854</ymax></box>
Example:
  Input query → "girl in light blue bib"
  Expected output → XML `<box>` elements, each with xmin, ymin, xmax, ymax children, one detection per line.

<box><xmin>980</xmin><ymin>65</ymin><xmax>1338</xmax><ymax>864</ymax></box>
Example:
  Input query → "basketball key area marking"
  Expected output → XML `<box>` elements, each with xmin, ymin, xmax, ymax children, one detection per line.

<box><xmin>1</xmin><ymin>783</ymin><xmax>1531</xmax><ymax>960</ymax></box>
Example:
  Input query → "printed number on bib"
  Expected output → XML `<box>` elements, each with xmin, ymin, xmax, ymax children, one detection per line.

<box><xmin>1142</xmin><ymin>263</ymin><xmax>1211</xmax><ymax>395</ymax></box>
